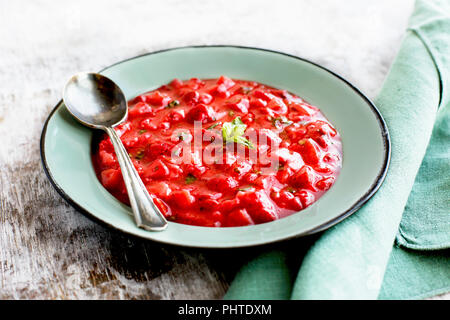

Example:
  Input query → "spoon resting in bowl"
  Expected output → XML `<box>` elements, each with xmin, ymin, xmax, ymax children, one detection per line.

<box><xmin>63</xmin><ymin>72</ymin><xmax>168</xmax><ymax>231</ymax></box>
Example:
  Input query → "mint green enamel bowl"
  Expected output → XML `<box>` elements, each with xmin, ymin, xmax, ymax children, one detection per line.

<box><xmin>40</xmin><ymin>46</ymin><xmax>390</xmax><ymax>248</ymax></box>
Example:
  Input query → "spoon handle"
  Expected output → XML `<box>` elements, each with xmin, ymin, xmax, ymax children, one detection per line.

<box><xmin>104</xmin><ymin>126</ymin><xmax>168</xmax><ymax>231</ymax></box>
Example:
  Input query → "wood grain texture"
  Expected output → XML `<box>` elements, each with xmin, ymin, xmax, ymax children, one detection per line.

<box><xmin>1</xmin><ymin>0</ymin><xmax>447</xmax><ymax>300</ymax></box>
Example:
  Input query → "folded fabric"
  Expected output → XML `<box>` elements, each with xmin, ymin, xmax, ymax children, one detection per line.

<box><xmin>396</xmin><ymin>0</ymin><xmax>450</xmax><ymax>250</ymax></box>
<box><xmin>225</xmin><ymin>0</ymin><xmax>450</xmax><ymax>300</ymax></box>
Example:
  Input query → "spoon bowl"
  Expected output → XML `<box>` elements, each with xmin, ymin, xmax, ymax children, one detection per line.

<box><xmin>63</xmin><ymin>73</ymin><xmax>128</xmax><ymax>129</ymax></box>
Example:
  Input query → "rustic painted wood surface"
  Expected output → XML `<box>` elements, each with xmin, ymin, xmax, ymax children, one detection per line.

<box><xmin>0</xmin><ymin>0</ymin><xmax>448</xmax><ymax>299</ymax></box>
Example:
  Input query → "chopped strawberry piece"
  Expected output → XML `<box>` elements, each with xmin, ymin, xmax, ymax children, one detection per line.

<box><xmin>194</xmin><ymin>191</ymin><xmax>222</xmax><ymax>207</ymax></box>
<box><xmin>253</xmin><ymin>89</ymin><xmax>273</xmax><ymax>102</ymax></box>
<box><xmin>146</xmin><ymin>141</ymin><xmax>173</xmax><ymax>158</ymax></box>
<box><xmin>266</xmin><ymin>98</ymin><xmax>288</xmax><ymax>115</ymax></box>
<box><xmin>187</xmin><ymin>104</ymin><xmax>216</xmax><ymax>123</ymax></box>
<box><xmin>99</xmin><ymin>137</ymin><xmax>114</xmax><ymax>153</ymax></box>
<box><xmin>151</xmin><ymin>196</ymin><xmax>172</xmax><ymax>218</ymax></box>
<box><xmin>100</xmin><ymin>169</ymin><xmax>122</xmax><ymax>189</ymax></box>
<box><xmin>225</xmin><ymin>208</ymin><xmax>255</xmax><ymax>227</ymax></box>
<box><xmin>285</xmin><ymin>125</ymin><xmax>307</xmax><ymax>142</ymax></box>
<box><xmin>170</xmin><ymin>78</ymin><xmax>183</xmax><ymax>89</ymax></box>
<box><xmin>323</xmin><ymin>153</ymin><xmax>340</xmax><ymax>164</ymax></box>
<box><xmin>219</xmin><ymin>198</ymin><xmax>240</xmax><ymax>213</ymax></box>
<box><xmin>316</xmin><ymin>176</ymin><xmax>336</xmax><ymax>191</ymax></box>
<box><xmin>122</xmin><ymin>136</ymin><xmax>139</xmax><ymax>148</ymax></box>
<box><xmin>304</xmin><ymin>120</ymin><xmax>337</xmax><ymax>148</ymax></box>
<box><xmin>163</xmin><ymin>161</ymin><xmax>183</xmax><ymax>179</ymax></box>
<box><xmin>289</xmin><ymin>102</ymin><xmax>314</xmax><ymax>116</ymax></box>
<box><xmin>210</xmin><ymin>84</ymin><xmax>231</xmax><ymax>98</ymax></box>
<box><xmin>183</xmin><ymin>90</ymin><xmax>200</xmax><ymax>105</ymax></box>
<box><xmin>139</xmin><ymin>118</ymin><xmax>158</xmax><ymax>131</ymax></box>
<box><xmin>314</xmin><ymin>163</ymin><xmax>333</xmax><ymax>174</ymax></box>
<box><xmin>199</xmin><ymin>93</ymin><xmax>213</xmax><ymax>105</ymax></box>
<box><xmin>167</xmin><ymin>109</ymin><xmax>186</xmax><ymax>123</ymax></box>
<box><xmin>99</xmin><ymin>150</ymin><xmax>117</xmax><ymax>168</ymax></box>
<box><xmin>231</xmin><ymin>160</ymin><xmax>253</xmax><ymax>178</ymax></box>
<box><xmin>244</xmin><ymin>172</ymin><xmax>259</xmax><ymax>183</ymax></box>
<box><xmin>297</xmin><ymin>190</ymin><xmax>315</xmax><ymax>208</ymax></box>
<box><xmin>144</xmin><ymin>159</ymin><xmax>170</xmax><ymax>180</ymax></box>
<box><xmin>226</xmin><ymin>96</ymin><xmax>249</xmax><ymax>113</ymax></box>
<box><xmin>198</xmin><ymin>199</ymin><xmax>220</xmax><ymax>212</ymax></box>
<box><xmin>115</xmin><ymin>122</ymin><xmax>132</xmax><ymax>136</ymax></box>
<box><xmin>144</xmin><ymin>91</ymin><xmax>171</xmax><ymax>106</ymax></box>
<box><xmin>276</xmin><ymin>167</ymin><xmax>294</xmax><ymax>184</ymax></box>
<box><xmin>170</xmin><ymin>190</ymin><xmax>196</xmax><ymax>209</ymax></box>
<box><xmin>217</xmin><ymin>76</ymin><xmax>235</xmax><ymax>89</ymax></box>
<box><xmin>242</xmin><ymin>112</ymin><xmax>255</xmax><ymax>124</ymax></box>
<box><xmin>176</xmin><ymin>211</ymin><xmax>216</xmax><ymax>227</ymax></box>
<box><xmin>238</xmin><ymin>190</ymin><xmax>278</xmax><ymax>223</ymax></box>
<box><xmin>211</xmin><ymin>211</ymin><xmax>224</xmax><ymax>226</ymax></box>
<box><xmin>146</xmin><ymin>181</ymin><xmax>172</xmax><ymax>199</ymax></box>
<box><xmin>270</xmin><ymin>89</ymin><xmax>290</xmax><ymax>99</ymax></box>
<box><xmin>297</xmin><ymin>138</ymin><xmax>322</xmax><ymax>165</ymax></box>
<box><xmin>249</xmin><ymin>97</ymin><xmax>267</xmax><ymax>109</ymax></box>
<box><xmin>128</xmin><ymin>102</ymin><xmax>156</xmax><ymax>119</ymax></box>
<box><xmin>158</xmin><ymin>122</ymin><xmax>170</xmax><ymax>130</ymax></box>
<box><xmin>290</xmin><ymin>165</ymin><xmax>317</xmax><ymax>190</ymax></box>
<box><xmin>207</xmin><ymin>176</ymin><xmax>239</xmax><ymax>193</ymax></box>
<box><xmin>273</xmin><ymin>190</ymin><xmax>303</xmax><ymax>211</ymax></box>
<box><xmin>183</xmin><ymin>90</ymin><xmax>213</xmax><ymax>106</ymax></box>
<box><xmin>252</xmin><ymin>175</ymin><xmax>274</xmax><ymax>189</ymax></box>
<box><xmin>187</xmin><ymin>77</ymin><xmax>205</xmax><ymax>90</ymax></box>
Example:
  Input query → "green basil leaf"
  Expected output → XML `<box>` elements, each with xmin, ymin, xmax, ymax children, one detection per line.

<box><xmin>185</xmin><ymin>174</ymin><xmax>197</xmax><ymax>184</ymax></box>
<box><xmin>222</xmin><ymin>116</ymin><xmax>255</xmax><ymax>149</ymax></box>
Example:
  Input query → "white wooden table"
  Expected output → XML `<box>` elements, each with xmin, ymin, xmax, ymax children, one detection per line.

<box><xmin>0</xmin><ymin>0</ymin><xmax>447</xmax><ymax>299</ymax></box>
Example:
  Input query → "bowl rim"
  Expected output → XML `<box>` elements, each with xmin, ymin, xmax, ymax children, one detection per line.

<box><xmin>40</xmin><ymin>45</ymin><xmax>391</xmax><ymax>248</ymax></box>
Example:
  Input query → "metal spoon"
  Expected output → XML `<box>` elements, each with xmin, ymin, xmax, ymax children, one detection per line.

<box><xmin>63</xmin><ymin>72</ymin><xmax>168</xmax><ymax>231</ymax></box>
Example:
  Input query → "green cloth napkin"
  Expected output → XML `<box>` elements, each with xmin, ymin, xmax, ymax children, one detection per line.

<box><xmin>225</xmin><ymin>0</ymin><xmax>450</xmax><ymax>300</ymax></box>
